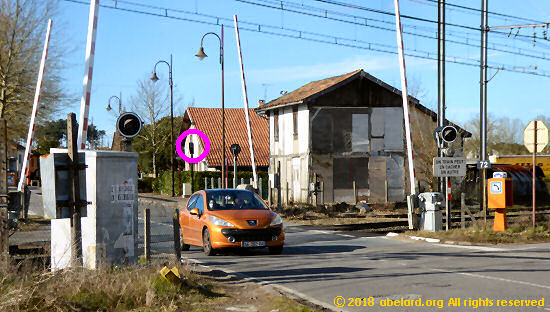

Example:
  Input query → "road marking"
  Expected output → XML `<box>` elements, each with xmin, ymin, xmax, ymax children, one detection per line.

<box><xmin>137</xmin><ymin>217</ymin><xmax>171</xmax><ymax>227</ymax></box>
<box><xmin>183</xmin><ymin>257</ymin><xmax>339</xmax><ymax>312</ymax></box>
<box><xmin>429</xmin><ymin>267</ymin><xmax>550</xmax><ymax>290</ymax></box>
<box><xmin>437</xmin><ymin>244</ymin><xmax>509</xmax><ymax>252</ymax></box>
<box><xmin>425</xmin><ymin>238</ymin><xmax>441</xmax><ymax>243</ymax></box>
<box><xmin>309</xmin><ymin>230</ymin><xmax>332</xmax><ymax>235</ymax></box>
<box><xmin>507</xmin><ymin>245</ymin><xmax>550</xmax><ymax>251</ymax></box>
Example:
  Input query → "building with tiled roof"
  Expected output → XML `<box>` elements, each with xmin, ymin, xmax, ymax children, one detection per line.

<box><xmin>255</xmin><ymin>69</ymin><xmax>471</xmax><ymax>205</ymax></box>
<box><xmin>180</xmin><ymin>107</ymin><xmax>269</xmax><ymax>172</ymax></box>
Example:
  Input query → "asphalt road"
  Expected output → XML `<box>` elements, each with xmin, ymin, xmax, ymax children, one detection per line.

<box><xmin>27</xmin><ymin>186</ymin><xmax>44</xmax><ymax>216</ymax></box>
<box><xmin>16</xmin><ymin>189</ymin><xmax>550</xmax><ymax>312</ymax></box>
<box><xmin>178</xmin><ymin>224</ymin><xmax>550</xmax><ymax>312</ymax></box>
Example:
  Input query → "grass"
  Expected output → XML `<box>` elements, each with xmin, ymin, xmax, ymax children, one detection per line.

<box><xmin>0</xmin><ymin>260</ymin><xmax>319</xmax><ymax>312</ymax></box>
<box><xmin>406</xmin><ymin>216</ymin><xmax>550</xmax><ymax>244</ymax></box>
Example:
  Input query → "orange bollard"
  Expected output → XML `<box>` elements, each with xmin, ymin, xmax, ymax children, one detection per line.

<box><xmin>493</xmin><ymin>208</ymin><xmax>507</xmax><ymax>231</ymax></box>
<box><xmin>488</xmin><ymin>175</ymin><xmax>513</xmax><ymax>232</ymax></box>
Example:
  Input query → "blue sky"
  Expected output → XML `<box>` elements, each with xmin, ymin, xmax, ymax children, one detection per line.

<box><xmin>54</xmin><ymin>0</ymin><xmax>550</xmax><ymax>146</ymax></box>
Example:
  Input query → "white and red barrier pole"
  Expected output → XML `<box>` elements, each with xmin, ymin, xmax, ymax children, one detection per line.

<box><xmin>394</xmin><ymin>0</ymin><xmax>418</xmax><ymax>229</ymax></box>
<box><xmin>18</xmin><ymin>19</ymin><xmax>53</xmax><ymax>191</ymax></box>
<box><xmin>77</xmin><ymin>0</ymin><xmax>100</xmax><ymax>149</ymax></box>
<box><xmin>234</xmin><ymin>15</ymin><xmax>258</xmax><ymax>188</ymax></box>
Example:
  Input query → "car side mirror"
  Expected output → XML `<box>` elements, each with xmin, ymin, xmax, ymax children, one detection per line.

<box><xmin>190</xmin><ymin>208</ymin><xmax>199</xmax><ymax>216</ymax></box>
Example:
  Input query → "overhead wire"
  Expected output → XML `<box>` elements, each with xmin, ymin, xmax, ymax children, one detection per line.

<box><xmin>61</xmin><ymin>0</ymin><xmax>550</xmax><ymax>78</ymax></box>
<box><xmin>236</xmin><ymin>0</ymin><xmax>550</xmax><ymax>61</ymax></box>
<box><xmin>310</xmin><ymin>0</ymin><xmax>544</xmax><ymax>41</ymax></box>
<box><xmin>419</xmin><ymin>0</ymin><xmax>546</xmax><ymax>25</ymax></box>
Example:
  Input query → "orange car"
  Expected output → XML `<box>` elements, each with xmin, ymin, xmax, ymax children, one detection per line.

<box><xmin>179</xmin><ymin>189</ymin><xmax>285</xmax><ymax>256</ymax></box>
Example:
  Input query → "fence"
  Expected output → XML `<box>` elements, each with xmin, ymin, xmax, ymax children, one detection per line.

<box><xmin>154</xmin><ymin>170</ymin><xmax>269</xmax><ymax>199</ymax></box>
<box><xmin>202</xmin><ymin>176</ymin><xmax>266</xmax><ymax>199</ymax></box>
<box><xmin>137</xmin><ymin>196</ymin><xmax>182</xmax><ymax>260</ymax></box>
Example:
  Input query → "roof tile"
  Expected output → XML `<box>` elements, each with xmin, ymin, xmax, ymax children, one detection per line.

<box><xmin>257</xmin><ymin>69</ymin><xmax>361</xmax><ymax>110</ymax></box>
<box><xmin>187</xmin><ymin>107</ymin><xmax>269</xmax><ymax>168</ymax></box>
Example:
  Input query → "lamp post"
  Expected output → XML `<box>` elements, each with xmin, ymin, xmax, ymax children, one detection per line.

<box><xmin>151</xmin><ymin>55</ymin><xmax>175</xmax><ymax>197</ymax></box>
<box><xmin>196</xmin><ymin>25</ymin><xmax>225</xmax><ymax>188</ymax></box>
<box><xmin>107</xmin><ymin>94</ymin><xmax>123</xmax><ymax>114</ymax></box>
<box><xmin>230</xmin><ymin>144</ymin><xmax>241</xmax><ymax>188</ymax></box>
<box><xmin>189</xmin><ymin>142</ymin><xmax>194</xmax><ymax>193</ymax></box>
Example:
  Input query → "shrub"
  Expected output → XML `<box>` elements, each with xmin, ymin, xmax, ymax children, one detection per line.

<box><xmin>153</xmin><ymin>170</ymin><xmax>269</xmax><ymax>198</ymax></box>
<box><xmin>138</xmin><ymin>177</ymin><xmax>154</xmax><ymax>193</ymax></box>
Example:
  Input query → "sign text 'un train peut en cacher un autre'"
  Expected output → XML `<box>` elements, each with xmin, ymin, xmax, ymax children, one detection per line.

<box><xmin>433</xmin><ymin>157</ymin><xmax>467</xmax><ymax>177</ymax></box>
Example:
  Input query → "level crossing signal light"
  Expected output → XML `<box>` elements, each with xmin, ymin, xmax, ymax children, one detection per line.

<box><xmin>116</xmin><ymin>112</ymin><xmax>143</xmax><ymax>138</ymax></box>
<box><xmin>230</xmin><ymin>144</ymin><xmax>241</xmax><ymax>157</ymax></box>
<box><xmin>433</xmin><ymin>125</ymin><xmax>458</xmax><ymax>146</ymax></box>
<box><xmin>440</xmin><ymin>125</ymin><xmax>458</xmax><ymax>143</ymax></box>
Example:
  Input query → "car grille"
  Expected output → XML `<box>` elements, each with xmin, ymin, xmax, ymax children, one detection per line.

<box><xmin>221</xmin><ymin>228</ymin><xmax>282</xmax><ymax>242</ymax></box>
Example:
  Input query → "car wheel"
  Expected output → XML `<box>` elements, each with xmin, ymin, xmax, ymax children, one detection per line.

<box><xmin>203</xmin><ymin>228</ymin><xmax>216</xmax><ymax>256</ymax></box>
<box><xmin>180</xmin><ymin>228</ymin><xmax>190</xmax><ymax>251</ymax></box>
<box><xmin>268</xmin><ymin>245</ymin><xmax>283</xmax><ymax>255</ymax></box>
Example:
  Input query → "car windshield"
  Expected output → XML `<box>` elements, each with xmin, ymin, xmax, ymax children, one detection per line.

<box><xmin>205</xmin><ymin>190</ymin><xmax>268</xmax><ymax>211</ymax></box>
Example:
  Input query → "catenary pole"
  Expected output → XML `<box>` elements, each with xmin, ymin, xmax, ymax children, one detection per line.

<box><xmin>532</xmin><ymin>121</ymin><xmax>537</xmax><ymax>228</ymax></box>
<box><xmin>480</xmin><ymin>0</ymin><xmax>488</xmax><ymax>225</ymax></box>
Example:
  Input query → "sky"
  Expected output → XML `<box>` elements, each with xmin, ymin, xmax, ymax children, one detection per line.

<box><xmin>50</xmin><ymin>0</ymin><xmax>550</xmax><ymax>146</ymax></box>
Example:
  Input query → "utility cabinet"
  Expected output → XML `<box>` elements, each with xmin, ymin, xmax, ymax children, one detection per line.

<box><xmin>42</xmin><ymin>149</ymin><xmax>139</xmax><ymax>270</ymax></box>
<box><xmin>419</xmin><ymin>192</ymin><xmax>443</xmax><ymax>232</ymax></box>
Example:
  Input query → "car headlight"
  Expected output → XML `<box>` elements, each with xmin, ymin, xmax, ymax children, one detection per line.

<box><xmin>270</xmin><ymin>213</ymin><xmax>283</xmax><ymax>226</ymax></box>
<box><xmin>209</xmin><ymin>215</ymin><xmax>235</xmax><ymax>227</ymax></box>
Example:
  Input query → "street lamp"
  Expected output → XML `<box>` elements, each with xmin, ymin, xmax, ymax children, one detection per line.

<box><xmin>196</xmin><ymin>25</ymin><xmax>225</xmax><ymax>188</ymax></box>
<box><xmin>107</xmin><ymin>95</ymin><xmax>123</xmax><ymax>114</ymax></box>
<box><xmin>151</xmin><ymin>55</ymin><xmax>175</xmax><ymax>197</ymax></box>
<box><xmin>230</xmin><ymin>143</ymin><xmax>241</xmax><ymax>188</ymax></box>
<box><xmin>189</xmin><ymin>141</ymin><xmax>194</xmax><ymax>193</ymax></box>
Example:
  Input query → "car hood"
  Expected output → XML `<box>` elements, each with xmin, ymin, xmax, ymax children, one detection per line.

<box><xmin>208</xmin><ymin>209</ymin><xmax>276</xmax><ymax>229</ymax></box>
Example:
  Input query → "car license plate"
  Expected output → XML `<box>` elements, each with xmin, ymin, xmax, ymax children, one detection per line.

<box><xmin>242</xmin><ymin>241</ymin><xmax>266</xmax><ymax>247</ymax></box>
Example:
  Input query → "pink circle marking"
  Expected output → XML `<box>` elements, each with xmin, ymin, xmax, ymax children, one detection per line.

<box><xmin>176</xmin><ymin>129</ymin><xmax>211</xmax><ymax>163</ymax></box>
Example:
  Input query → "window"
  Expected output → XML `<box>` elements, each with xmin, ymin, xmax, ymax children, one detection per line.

<box><xmin>332</xmin><ymin>110</ymin><xmax>352</xmax><ymax>153</ymax></box>
<box><xmin>274</xmin><ymin>110</ymin><xmax>279</xmax><ymax>142</ymax></box>
<box><xmin>195</xmin><ymin>194</ymin><xmax>204</xmax><ymax>215</ymax></box>
<box><xmin>352</xmin><ymin>114</ymin><xmax>369</xmax><ymax>152</ymax></box>
<box><xmin>311</xmin><ymin>110</ymin><xmax>332</xmax><ymax>152</ymax></box>
<box><xmin>333</xmin><ymin>157</ymin><xmax>369</xmax><ymax>188</ymax></box>
<box><xmin>293</xmin><ymin>107</ymin><xmax>298</xmax><ymax>139</ymax></box>
<box><xmin>186</xmin><ymin>194</ymin><xmax>199</xmax><ymax>211</ymax></box>
<box><xmin>206</xmin><ymin>190</ymin><xmax>269</xmax><ymax>211</ymax></box>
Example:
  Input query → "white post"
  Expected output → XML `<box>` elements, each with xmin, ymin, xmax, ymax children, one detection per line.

<box><xmin>77</xmin><ymin>0</ymin><xmax>100</xmax><ymax>149</ymax></box>
<box><xmin>18</xmin><ymin>19</ymin><xmax>53</xmax><ymax>192</ymax></box>
<box><xmin>394</xmin><ymin>0</ymin><xmax>418</xmax><ymax>229</ymax></box>
<box><xmin>234</xmin><ymin>15</ymin><xmax>258</xmax><ymax>188</ymax></box>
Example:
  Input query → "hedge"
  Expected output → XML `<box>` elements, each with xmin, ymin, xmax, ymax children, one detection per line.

<box><xmin>138</xmin><ymin>177</ymin><xmax>154</xmax><ymax>193</ymax></box>
<box><xmin>152</xmin><ymin>170</ymin><xmax>269</xmax><ymax>198</ymax></box>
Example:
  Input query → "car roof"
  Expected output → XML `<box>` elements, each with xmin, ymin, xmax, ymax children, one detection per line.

<box><xmin>204</xmin><ymin>189</ymin><xmax>254</xmax><ymax>194</ymax></box>
<box><xmin>190</xmin><ymin>189</ymin><xmax>255</xmax><ymax>196</ymax></box>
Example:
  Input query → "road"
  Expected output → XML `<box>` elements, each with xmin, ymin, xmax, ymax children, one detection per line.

<box><xmin>178</xmin><ymin>224</ymin><xmax>550</xmax><ymax>312</ymax></box>
<box><xmin>16</xmin><ymin>188</ymin><xmax>550</xmax><ymax>311</ymax></box>
<box><xmin>27</xmin><ymin>186</ymin><xmax>44</xmax><ymax>216</ymax></box>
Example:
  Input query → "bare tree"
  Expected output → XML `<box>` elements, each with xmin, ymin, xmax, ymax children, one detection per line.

<box><xmin>0</xmin><ymin>0</ymin><xmax>73</xmax><ymax>139</ymax></box>
<box><xmin>534</xmin><ymin>115</ymin><xmax>550</xmax><ymax>154</ymax></box>
<box><xmin>463</xmin><ymin>114</ymin><xmax>499</xmax><ymax>158</ymax></box>
<box><xmin>463</xmin><ymin>114</ymin><xmax>531</xmax><ymax>157</ymax></box>
<box><xmin>131</xmin><ymin>77</ymin><xmax>169</xmax><ymax>177</ymax></box>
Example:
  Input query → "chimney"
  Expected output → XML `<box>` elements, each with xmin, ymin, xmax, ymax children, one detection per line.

<box><xmin>257</xmin><ymin>99</ymin><xmax>265</xmax><ymax>107</ymax></box>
